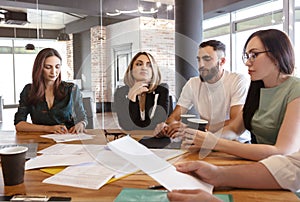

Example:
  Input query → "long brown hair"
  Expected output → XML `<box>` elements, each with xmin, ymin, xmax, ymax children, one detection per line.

<box><xmin>28</xmin><ymin>48</ymin><xmax>65</xmax><ymax>105</ymax></box>
<box><xmin>124</xmin><ymin>52</ymin><xmax>161</xmax><ymax>93</ymax></box>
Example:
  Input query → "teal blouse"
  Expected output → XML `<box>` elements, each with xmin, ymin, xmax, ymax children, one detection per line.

<box><xmin>14</xmin><ymin>81</ymin><xmax>87</xmax><ymax>129</ymax></box>
<box><xmin>251</xmin><ymin>77</ymin><xmax>300</xmax><ymax>144</ymax></box>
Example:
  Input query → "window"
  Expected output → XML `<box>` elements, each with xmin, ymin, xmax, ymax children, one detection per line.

<box><xmin>112</xmin><ymin>43</ymin><xmax>132</xmax><ymax>88</ymax></box>
<box><xmin>203</xmin><ymin>0</ymin><xmax>300</xmax><ymax>77</ymax></box>
<box><xmin>294</xmin><ymin>0</ymin><xmax>300</xmax><ymax>76</ymax></box>
<box><xmin>0</xmin><ymin>39</ymin><xmax>68</xmax><ymax>105</ymax></box>
<box><xmin>0</xmin><ymin>40</ymin><xmax>14</xmax><ymax>105</ymax></box>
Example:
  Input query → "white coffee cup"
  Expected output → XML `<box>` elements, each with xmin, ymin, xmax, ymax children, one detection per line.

<box><xmin>187</xmin><ymin>118</ymin><xmax>208</xmax><ymax>131</ymax></box>
<box><xmin>180</xmin><ymin>114</ymin><xmax>196</xmax><ymax>124</ymax></box>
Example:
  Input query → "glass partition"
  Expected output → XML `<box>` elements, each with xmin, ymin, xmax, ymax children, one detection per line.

<box><xmin>203</xmin><ymin>0</ymin><xmax>300</xmax><ymax>77</ymax></box>
<box><xmin>0</xmin><ymin>0</ymin><xmax>299</xmax><ymax>130</ymax></box>
<box><xmin>0</xmin><ymin>38</ymin><xmax>68</xmax><ymax>105</ymax></box>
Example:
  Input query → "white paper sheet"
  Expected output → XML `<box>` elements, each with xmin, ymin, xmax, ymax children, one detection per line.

<box><xmin>95</xmin><ymin>148</ymin><xmax>137</xmax><ymax>177</ymax></box>
<box><xmin>26</xmin><ymin>142</ymin><xmax>189</xmax><ymax>190</ymax></box>
<box><xmin>38</xmin><ymin>144</ymin><xmax>105</xmax><ymax>155</ymax></box>
<box><xmin>43</xmin><ymin>162</ymin><xmax>115</xmax><ymax>190</ymax></box>
<box><xmin>0</xmin><ymin>130</ymin><xmax>16</xmax><ymax>143</ymax></box>
<box><xmin>96</xmin><ymin>147</ymin><xmax>186</xmax><ymax>179</ymax></box>
<box><xmin>107</xmin><ymin>136</ymin><xmax>213</xmax><ymax>193</ymax></box>
<box><xmin>41</xmin><ymin>133</ymin><xmax>95</xmax><ymax>142</ymax></box>
<box><xmin>25</xmin><ymin>153</ymin><xmax>95</xmax><ymax>170</ymax></box>
<box><xmin>34</xmin><ymin>143</ymin><xmax>185</xmax><ymax>174</ymax></box>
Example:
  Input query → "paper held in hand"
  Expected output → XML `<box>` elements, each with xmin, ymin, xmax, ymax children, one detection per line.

<box><xmin>107</xmin><ymin>136</ymin><xmax>213</xmax><ymax>193</ymax></box>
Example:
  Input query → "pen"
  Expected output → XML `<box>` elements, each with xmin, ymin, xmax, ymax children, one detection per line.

<box><xmin>148</xmin><ymin>185</ymin><xmax>165</xmax><ymax>189</ymax></box>
<box><xmin>60</xmin><ymin>123</ymin><xmax>67</xmax><ymax>133</ymax></box>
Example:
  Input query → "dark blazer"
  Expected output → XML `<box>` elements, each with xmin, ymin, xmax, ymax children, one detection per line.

<box><xmin>114</xmin><ymin>83</ymin><xmax>169</xmax><ymax>130</ymax></box>
<box><xmin>14</xmin><ymin>81</ymin><xmax>87</xmax><ymax>129</ymax></box>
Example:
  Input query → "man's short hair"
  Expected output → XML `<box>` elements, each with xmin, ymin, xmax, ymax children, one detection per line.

<box><xmin>199</xmin><ymin>40</ymin><xmax>226</xmax><ymax>56</ymax></box>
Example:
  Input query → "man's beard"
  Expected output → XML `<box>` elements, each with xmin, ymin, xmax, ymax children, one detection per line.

<box><xmin>199</xmin><ymin>62</ymin><xmax>220</xmax><ymax>82</ymax></box>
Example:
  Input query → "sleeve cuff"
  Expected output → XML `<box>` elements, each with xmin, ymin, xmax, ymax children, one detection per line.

<box><xmin>80</xmin><ymin>121</ymin><xmax>87</xmax><ymax>128</ymax></box>
<box><xmin>260</xmin><ymin>155</ymin><xmax>300</xmax><ymax>192</ymax></box>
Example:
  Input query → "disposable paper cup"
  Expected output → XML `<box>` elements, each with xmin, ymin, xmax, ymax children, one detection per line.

<box><xmin>0</xmin><ymin>146</ymin><xmax>28</xmax><ymax>186</ymax></box>
<box><xmin>180</xmin><ymin>114</ymin><xmax>196</xmax><ymax>124</ymax></box>
<box><xmin>187</xmin><ymin>118</ymin><xmax>208</xmax><ymax>131</ymax></box>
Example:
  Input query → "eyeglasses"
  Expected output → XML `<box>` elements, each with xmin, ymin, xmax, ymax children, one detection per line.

<box><xmin>242</xmin><ymin>50</ymin><xmax>270</xmax><ymax>64</ymax></box>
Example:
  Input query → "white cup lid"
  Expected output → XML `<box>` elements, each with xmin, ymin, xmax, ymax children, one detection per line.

<box><xmin>180</xmin><ymin>114</ymin><xmax>196</xmax><ymax>118</ymax></box>
<box><xmin>187</xmin><ymin>118</ymin><xmax>208</xmax><ymax>124</ymax></box>
<box><xmin>0</xmin><ymin>146</ymin><xmax>28</xmax><ymax>155</ymax></box>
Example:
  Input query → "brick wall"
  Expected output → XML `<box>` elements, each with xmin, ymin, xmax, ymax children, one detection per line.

<box><xmin>88</xmin><ymin>17</ymin><xmax>175</xmax><ymax>104</ymax></box>
<box><xmin>140</xmin><ymin>17</ymin><xmax>176</xmax><ymax>98</ymax></box>
<box><xmin>90</xmin><ymin>26</ymin><xmax>107</xmax><ymax>103</ymax></box>
<box><xmin>65</xmin><ymin>34</ymin><xmax>74</xmax><ymax>80</ymax></box>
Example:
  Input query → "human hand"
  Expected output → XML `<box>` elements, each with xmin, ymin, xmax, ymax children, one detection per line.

<box><xmin>173</xmin><ymin>160</ymin><xmax>220</xmax><ymax>186</ymax></box>
<box><xmin>69</xmin><ymin>122</ymin><xmax>86</xmax><ymax>134</ymax></box>
<box><xmin>153</xmin><ymin>122</ymin><xmax>168</xmax><ymax>138</ymax></box>
<box><xmin>48</xmin><ymin>125</ymin><xmax>68</xmax><ymax>134</ymax></box>
<box><xmin>166</xmin><ymin>121</ymin><xmax>187</xmax><ymax>139</ymax></box>
<box><xmin>181</xmin><ymin>128</ymin><xmax>201</xmax><ymax>152</ymax></box>
<box><xmin>167</xmin><ymin>189</ymin><xmax>222</xmax><ymax>202</ymax></box>
<box><xmin>127</xmin><ymin>81</ymin><xmax>149</xmax><ymax>102</ymax></box>
<box><xmin>182</xmin><ymin>128</ymin><xmax>218</xmax><ymax>153</ymax></box>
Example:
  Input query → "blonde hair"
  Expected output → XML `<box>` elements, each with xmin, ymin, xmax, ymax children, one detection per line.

<box><xmin>124</xmin><ymin>52</ymin><xmax>161</xmax><ymax>92</ymax></box>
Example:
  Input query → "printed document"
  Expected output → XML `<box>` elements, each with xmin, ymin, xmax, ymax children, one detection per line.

<box><xmin>107</xmin><ymin>136</ymin><xmax>213</xmax><ymax>193</ymax></box>
<box><xmin>41</xmin><ymin>133</ymin><xmax>95</xmax><ymax>142</ymax></box>
<box><xmin>43</xmin><ymin>162</ymin><xmax>115</xmax><ymax>190</ymax></box>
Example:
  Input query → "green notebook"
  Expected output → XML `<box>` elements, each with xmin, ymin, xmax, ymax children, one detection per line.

<box><xmin>114</xmin><ymin>188</ymin><xmax>233</xmax><ymax>202</ymax></box>
<box><xmin>114</xmin><ymin>188</ymin><xmax>168</xmax><ymax>202</ymax></box>
<box><xmin>214</xmin><ymin>194</ymin><xmax>234</xmax><ymax>202</ymax></box>
<box><xmin>295</xmin><ymin>191</ymin><xmax>300</xmax><ymax>199</ymax></box>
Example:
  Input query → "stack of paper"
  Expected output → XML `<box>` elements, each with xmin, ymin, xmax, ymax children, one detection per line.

<box><xmin>43</xmin><ymin>162</ymin><xmax>116</xmax><ymax>190</ymax></box>
<box><xmin>108</xmin><ymin>136</ymin><xmax>213</xmax><ymax>193</ymax></box>
<box><xmin>25</xmin><ymin>141</ymin><xmax>187</xmax><ymax>190</ymax></box>
<box><xmin>41</xmin><ymin>133</ymin><xmax>95</xmax><ymax>143</ymax></box>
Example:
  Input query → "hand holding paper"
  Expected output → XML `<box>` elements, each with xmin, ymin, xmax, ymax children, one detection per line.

<box><xmin>107</xmin><ymin>136</ymin><xmax>213</xmax><ymax>193</ymax></box>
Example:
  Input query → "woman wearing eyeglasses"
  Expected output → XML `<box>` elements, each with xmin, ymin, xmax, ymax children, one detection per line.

<box><xmin>114</xmin><ymin>52</ymin><xmax>169</xmax><ymax>130</ymax></box>
<box><xmin>182</xmin><ymin>29</ymin><xmax>300</xmax><ymax>161</ymax></box>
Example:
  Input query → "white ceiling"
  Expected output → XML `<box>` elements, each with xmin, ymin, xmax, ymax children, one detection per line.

<box><xmin>0</xmin><ymin>6</ymin><xmax>86</xmax><ymax>30</ymax></box>
<box><xmin>0</xmin><ymin>0</ymin><xmax>175</xmax><ymax>30</ymax></box>
<box><xmin>0</xmin><ymin>0</ymin><xmax>269</xmax><ymax>32</ymax></box>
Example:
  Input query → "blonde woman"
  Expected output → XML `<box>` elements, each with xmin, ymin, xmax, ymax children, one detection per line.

<box><xmin>114</xmin><ymin>52</ymin><xmax>169</xmax><ymax>130</ymax></box>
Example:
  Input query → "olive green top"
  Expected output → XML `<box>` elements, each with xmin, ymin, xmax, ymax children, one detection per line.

<box><xmin>251</xmin><ymin>76</ymin><xmax>300</xmax><ymax>144</ymax></box>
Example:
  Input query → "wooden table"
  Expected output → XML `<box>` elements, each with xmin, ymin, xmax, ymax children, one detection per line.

<box><xmin>0</xmin><ymin>129</ymin><xmax>298</xmax><ymax>202</ymax></box>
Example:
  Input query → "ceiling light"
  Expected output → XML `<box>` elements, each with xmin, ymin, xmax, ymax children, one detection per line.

<box><xmin>0</xmin><ymin>9</ymin><xmax>8</xmax><ymax>13</ymax></box>
<box><xmin>25</xmin><ymin>43</ymin><xmax>35</xmax><ymax>50</ymax></box>
<box><xmin>57</xmin><ymin>13</ymin><xmax>70</xmax><ymax>41</ymax></box>
<box><xmin>116</xmin><ymin>9</ymin><xmax>139</xmax><ymax>14</ymax></box>
<box><xmin>57</xmin><ymin>32</ymin><xmax>70</xmax><ymax>41</ymax></box>
<box><xmin>106</xmin><ymin>3</ymin><xmax>159</xmax><ymax>17</ymax></box>
<box><xmin>138</xmin><ymin>6</ymin><xmax>144</xmax><ymax>12</ymax></box>
<box><xmin>140</xmin><ymin>8</ymin><xmax>158</xmax><ymax>14</ymax></box>
<box><xmin>167</xmin><ymin>5</ymin><xmax>173</xmax><ymax>11</ymax></box>
<box><xmin>106</xmin><ymin>11</ymin><xmax>121</xmax><ymax>16</ymax></box>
